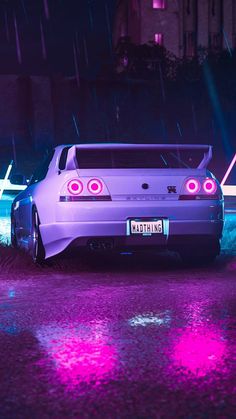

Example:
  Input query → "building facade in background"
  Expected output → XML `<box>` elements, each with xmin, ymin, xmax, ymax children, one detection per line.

<box><xmin>113</xmin><ymin>0</ymin><xmax>235</xmax><ymax>57</ymax></box>
<box><xmin>0</xmin><ymin>76</ymin><xmax>54</xmax><ymax>151</ymax></box>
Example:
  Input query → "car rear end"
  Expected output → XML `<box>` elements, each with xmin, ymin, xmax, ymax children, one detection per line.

<box><xmin>39</xmin><ymin>144</ymin><xmax>224</xmax><ymax>261</ymax></box>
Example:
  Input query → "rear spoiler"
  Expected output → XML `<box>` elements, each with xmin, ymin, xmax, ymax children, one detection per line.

<box><xmin>65</xmin><ymin>144</ymin><xmax>213</xmax><ymax>170</ymax></box>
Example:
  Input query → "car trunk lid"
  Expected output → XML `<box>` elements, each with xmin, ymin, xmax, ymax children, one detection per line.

<box><xmin>75</xmin><ymin>168</ymin><xmax>206</xmax><ymax>200</ymax></box>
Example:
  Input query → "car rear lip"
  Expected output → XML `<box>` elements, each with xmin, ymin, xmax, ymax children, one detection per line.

<box><xmin>40</xmin><ymin>219</ymin><xmax>223</xmax><ymax>259</ymax></box>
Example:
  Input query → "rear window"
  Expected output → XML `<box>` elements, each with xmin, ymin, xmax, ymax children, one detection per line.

<box><xmin>59</xmin><ymin>146</ymin><xmax>71</xmax><ymax>170</ymax></box>
<box><xmin>76</xmin><ymin>148</ymin><xmax>204</xmax><ymax>169</ymax></box>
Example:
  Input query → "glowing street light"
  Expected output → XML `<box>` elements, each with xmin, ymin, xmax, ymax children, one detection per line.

<box><xmin>221</xmin><ymin>153</ymin><xmax>236</xmax><ymax>198</ymax></box>
<box><xmin>221</xmin><ymin>153</ymin><xmax>236</xmax><ymax>186</ymax></box>
<box><xmin>0</xmin><ymin>161</ymin><xmax>13</xmax><ymax>200</ymax></box>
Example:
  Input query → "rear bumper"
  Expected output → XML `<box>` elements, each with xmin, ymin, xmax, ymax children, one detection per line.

<box><xmin>55</xmin><ymin>199</ymin><xmax>224</xmax><ymax>223</ymax></box>
<box><xmin>40</xmin><ymin>218</ymin><xmax>224</xmax><ymax>259</ymax></box>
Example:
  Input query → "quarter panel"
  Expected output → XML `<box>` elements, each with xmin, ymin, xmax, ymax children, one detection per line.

<box><xmin>33</xmin><ymin>171</ymin><xmax>79</xmax><ymax>225</ymax></box>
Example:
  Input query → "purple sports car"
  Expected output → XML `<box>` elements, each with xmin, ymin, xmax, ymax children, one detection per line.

<box><xmin>11</xmin><ymin>144</ymin><xmax>224</xmax><ymax>264</ymax></box>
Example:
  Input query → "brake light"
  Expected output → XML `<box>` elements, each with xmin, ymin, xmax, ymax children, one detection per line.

<box><xmin>185</xmin><ymin>178</ymin><xmax>200</xmax><ymax>194</ymax></box>
<box><xmin>87</xmin><ymin>179</ymin><xmax>103</xmax><ymax>195</ymax></box>
<box><xmin>203</xmin><ymin>178</ymin><xmax>217</xmax><ymax>195</ymax></box>
<box><xmin>67</xmin><ymin>179</ymin><xmax>83</xmax><ymax>195</ymax></box>
<box><xmin>61</xmin><ymin>177</ymin><xmax>111</xmax><ymax>202</ymax></box>
<box><xmin>180</xmin><ymin>177</ymin><xmax>219</xmax><ymax>200</ymax></box>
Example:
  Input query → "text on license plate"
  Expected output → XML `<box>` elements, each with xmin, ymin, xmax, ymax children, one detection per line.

<box><xmin>130</xmin><ymin>220</ymin><xmax>163</xmax><ymax>235</ymax></box>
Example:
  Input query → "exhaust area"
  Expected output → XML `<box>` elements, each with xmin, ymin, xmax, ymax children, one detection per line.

<box><xmin>87</xmin><ymin>239</ymin><xmax>114</xmax><ymax>252</ymax></box>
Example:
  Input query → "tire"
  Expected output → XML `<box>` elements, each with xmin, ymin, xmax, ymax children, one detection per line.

<box><xmin>179</xmin><ymin>239</ymin><xmax>220</xmax><ymax>267</ymax></box>
<box><xmin>31</xmin><ymin>207</ymin><xmax>45</xmax><ymax>264</ymax></box>
<box><xmin>11</xmin><ymin>212</ymin><xmax>18</xmax><ymax>248</ymax></box>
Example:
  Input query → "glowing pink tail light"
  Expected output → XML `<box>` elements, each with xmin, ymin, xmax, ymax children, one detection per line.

<box><xmin>185</xmin><ymin>178</ymin><xmax>201</xmax><ymax>194</ymax></box>
<box><xmin>203</xmin><ymin>178</ymin><xmax>217</xmax><ymax>194</ymax></box>
<box><xmin>67</xmin><ymin>179</ymin><xmax>83</xmax><ymax>195</ymax></box>
<box><xmin>87</xmin><ymin>179</ymin><xmax>103</xmax><ymax>195</ymax></box>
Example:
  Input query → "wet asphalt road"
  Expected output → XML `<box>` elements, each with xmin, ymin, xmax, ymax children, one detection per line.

<box><xmin>0</xmin><ymin>251</ymin><xmax>236</xmax><ymax>419</ymax></box>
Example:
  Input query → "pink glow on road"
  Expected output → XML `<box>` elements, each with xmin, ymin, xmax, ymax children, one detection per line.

<box><xmin>37</xmin><ymin>325</ymin><xmax>117</xmax><ymax>389</ymax></box>
<box><xmin>54</xmin><ymin>338</ymin><xmax>115</xmax><ymax>386</ymax></box>
<box><xmin>172</xmin><ymin>326</ymin><xmax>226</xmax><ymax>376</ymax></box>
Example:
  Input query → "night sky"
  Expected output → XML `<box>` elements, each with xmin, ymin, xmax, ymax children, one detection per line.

<box><xmin>0</xmin><ymin>0</ymin><xmax>116</xmax><ymax>76</ymax></box>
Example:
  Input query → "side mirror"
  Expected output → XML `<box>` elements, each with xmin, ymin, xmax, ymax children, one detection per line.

<box><xmin>10</xmin><ymin>174</ymin><xmax>28</xmax><ymax>186</ymax></box>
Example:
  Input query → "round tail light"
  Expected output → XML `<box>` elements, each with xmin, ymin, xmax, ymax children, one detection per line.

<box><xmin>67</xmin><ymin>179</ymin><xmax>83</xmax><ymax>195</ymax></box>
<box><xmin>185</xmin><ymin>178</ymin><xmax>201</xmax><ymax>194</ymax></box>
<box><xmin>87</xmin><ymin>179</ymin><xmax>103</xmax><ymax>195</ymax></box>
<box><xmin>203</xmin><ymin>178</ymin><xmax>217</xmax><ymax>194</ymax></box>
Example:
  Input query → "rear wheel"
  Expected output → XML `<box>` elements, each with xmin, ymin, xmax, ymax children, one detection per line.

<box><xmin>179</xmin><ymin>239</ymin><xmax>220</xmax><ymax>266</ymax></box>
<box><xmin>31</xmin><ymin>207</ymin><xmax>45</xmax><ymax>264</ymax></box>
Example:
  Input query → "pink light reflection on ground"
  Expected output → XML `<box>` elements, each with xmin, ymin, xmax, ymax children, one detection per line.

<box><xmin>172</xmin><ymin>325</ymin><xmax>226</xmax><ymax>377</ymax></box>
<box><xmin>37</xmin><ymin>324</ymin><xmax>117</xmax><ymax>389</ymax></box>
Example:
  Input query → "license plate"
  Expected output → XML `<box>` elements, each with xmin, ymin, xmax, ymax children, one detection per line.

<box><xmin>130</xmin><ymin>219</ymin><xmax>163</xmax><ymax>235</ymax></box>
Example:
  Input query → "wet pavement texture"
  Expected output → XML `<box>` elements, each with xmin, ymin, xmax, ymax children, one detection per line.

<box><xmin>0</xmin><ymin>251</ymin><xmax>236</xmax><ymax>418</ymax></box>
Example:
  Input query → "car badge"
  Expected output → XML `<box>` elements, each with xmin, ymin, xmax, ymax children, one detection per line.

<box><xmin>167</xmin><ymin>186</ymin><xmax>177</xmax><ymax>194</ymax></box>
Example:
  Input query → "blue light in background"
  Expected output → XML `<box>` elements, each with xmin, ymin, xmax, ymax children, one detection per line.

<box><xmin>8</xmin><ymin>289</ymin><xmax>16</xmax><ymax>298</ymax></box>
<box><xmin>221</xmin><ymin>213</ymin><xmax>236</xmax><ymax>255</ymax></box>
<box><xmin>0</xmin><ymin>193</ymin><xmax>13</xmax><ymax>245</ymax></box>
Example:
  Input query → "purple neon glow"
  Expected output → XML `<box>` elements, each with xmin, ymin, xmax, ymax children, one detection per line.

<box><xmin>203</xmin><ymin>179</ymin><xmax>217</xmax><ymax>194</ymax></box>
<box><xmin>154</xmin><ymin>33</ymin><xmax>163</xmax><ymax>45</ymax></box>
<box><xmin>172</xmin><ymin>325</ymin><xmax>226</xmax><ymax>376</ymax></box>
<box><xmin>153</xmin><ymin>0</ymin><xmax>165</xmax><ymax>9</ymax></box>
<box><xmin>43</xmin><ymin>0</ymin><xmax>50</xmax><ymax>20</ymax></box>
<box><xmin>67</xmin><ymin>179</ymin><xmax>83</xmax><ymax>195</ymax></box>
<box><xmin>186</xmin><ymin>178</ymin><xmax>200</xmax><ymax>194</ymax></box>
<box><xmin>122</xmin><ymin>56</ymin><xmax>129</xmax><ymax>67</ymax></box>
<box><xmin>221</xmin><ymin>153</ymin><xmax>236</xmax><ymax>186</ymax></box>
<box><xmin>88</xmin><ymin>179</ymin><xmax>103</xmax><ymax>195</ymax></box>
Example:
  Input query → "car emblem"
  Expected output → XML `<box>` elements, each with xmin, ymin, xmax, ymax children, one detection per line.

<box><xmin>167</xmin><ymin>186</ymin><xmax>177</xmax><ymax>194</ymax></box>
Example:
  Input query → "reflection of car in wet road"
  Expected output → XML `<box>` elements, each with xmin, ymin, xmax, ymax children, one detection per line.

<box><xmin>11</xmin><ymin>143</ymin><xmax>224</xmax><ymax>263</ymax></box>
<box><xmin>0</xmin><ymin>254</ymin><xmax>235</xmax><ymax>418</ymax></box>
